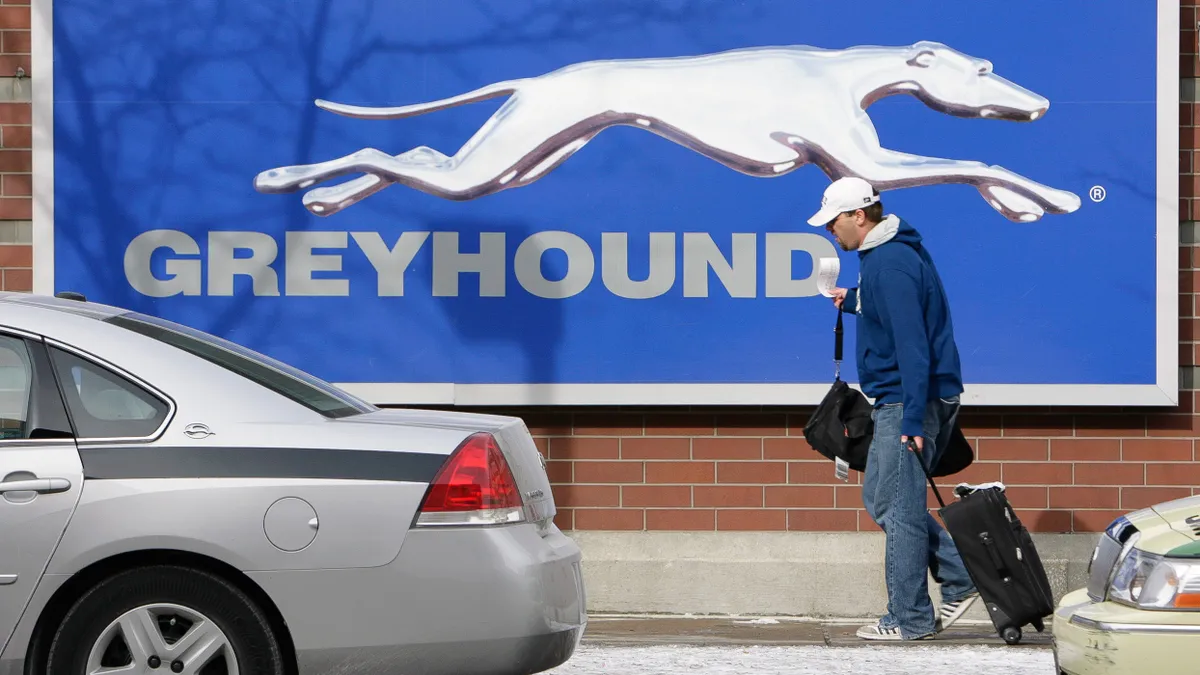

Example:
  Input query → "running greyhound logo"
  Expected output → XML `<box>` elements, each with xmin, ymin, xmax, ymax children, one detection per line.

<box><xmin>254</xmin><ymin>41</ymin><xmax>1081</xmax><ymax>222</ymax></box>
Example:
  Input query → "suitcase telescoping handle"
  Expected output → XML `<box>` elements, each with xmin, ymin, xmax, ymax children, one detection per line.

<box><xmin>906</xmin><ymin>438</ymin><xmax>946</xmax><ymax>508</ymax></box>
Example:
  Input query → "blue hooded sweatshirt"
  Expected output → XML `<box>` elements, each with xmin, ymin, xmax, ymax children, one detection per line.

<box><xmin>842</xmin><ymin>215</ymin><xmax>963</xmax><ymax>438</ymax></box>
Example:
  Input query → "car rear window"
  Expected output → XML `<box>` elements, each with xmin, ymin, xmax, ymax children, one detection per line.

<box><xmin>104</xmin><ymin>312</ymin><xmax>376</xmax><ymax>419</ymax></box>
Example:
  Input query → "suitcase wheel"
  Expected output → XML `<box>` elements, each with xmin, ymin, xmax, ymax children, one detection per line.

<box><xmin>1001</xmin><ymin>626</ymin><xmax>1022</xmax><ymax>645</ymax></box>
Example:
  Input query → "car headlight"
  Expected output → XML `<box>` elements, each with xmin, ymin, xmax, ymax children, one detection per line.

<box><xmin>1108</xmin><ymin>545</ymin><xmax>1200</xmax><ymax>610</ymax></box>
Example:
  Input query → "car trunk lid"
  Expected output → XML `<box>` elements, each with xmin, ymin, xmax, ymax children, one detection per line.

<box><xmin>346</xmin><ymin>408</ymin><xmax>557</xmax><ymax>527</ymax></box>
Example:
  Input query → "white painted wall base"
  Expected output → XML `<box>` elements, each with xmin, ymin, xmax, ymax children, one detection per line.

<box><xmin>570</xmin><ymin>531</ymin><xmax>1097</xmax><ymax>622</ymax></box>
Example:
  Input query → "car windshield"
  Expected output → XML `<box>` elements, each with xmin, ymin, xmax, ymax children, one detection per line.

<box><xmin>103</xmin><ymin>312</ymin><xmax>376</xmax><ymax>419</ymax></box>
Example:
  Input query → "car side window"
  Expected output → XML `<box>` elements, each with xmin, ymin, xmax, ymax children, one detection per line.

<box><xmin>0</xmin><ymin>336</ymin><xmax>32</xmax><ymax>440</ymax></box>
<box><xmin>48</xmin><ymin>347</ymin><xmax>168</xmax><ymax>439</ymax></box>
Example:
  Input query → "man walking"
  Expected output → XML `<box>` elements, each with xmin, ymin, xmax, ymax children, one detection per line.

<box><xmin>807</xmin><ymin>176</ymin><xmax>979</xmax><ymax>641</ymax></box>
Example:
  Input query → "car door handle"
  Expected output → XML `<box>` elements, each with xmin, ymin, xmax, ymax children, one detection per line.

<box><xmin>0</xmin><ymin>478</ymin><xmax>71</xmax><ymax>494</ymax></box>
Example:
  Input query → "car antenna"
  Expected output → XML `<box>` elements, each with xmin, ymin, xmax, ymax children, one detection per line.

<box><xmin>54</xmin><ymin>291</ymin><xmax>86</xmax><ymax>302</ymax></box>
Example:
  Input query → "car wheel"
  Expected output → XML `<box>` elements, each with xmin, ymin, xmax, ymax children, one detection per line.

<box><xmin>45</xmin><ymin>565</ymin><xmax>285</xmax><ymax>675</ymax></box>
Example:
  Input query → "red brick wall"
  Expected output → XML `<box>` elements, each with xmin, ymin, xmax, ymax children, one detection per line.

<box><xmin>485</xmin><ymin>406</ymin><xmax>1197</xmax><ymax>535</ymax></box>
<box><xmin>0</xmin><ymin>0</ymin><xmax>28</xmax><ymax>293</ymax></box>
<box><xmin>6</xmin><ymin>2</ymin><xmax>1196</xmax><ymax>535</ymax></box>
<box><xmin>1186</xmin><ymin>4</ymin><xmax>1200</xmax><ymax>222</ymax></box>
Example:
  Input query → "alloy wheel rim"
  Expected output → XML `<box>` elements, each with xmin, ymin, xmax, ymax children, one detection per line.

<box><xmin>85</xmin><ymin>602</ymin><xmax>238</xmax><ymax>675</ymax></box>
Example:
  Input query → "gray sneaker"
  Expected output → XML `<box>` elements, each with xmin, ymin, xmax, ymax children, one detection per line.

<box><xmin>856</xmin><ymin>622</ymin><xmax>902</xmax><ymax>641</ymax></box>
<box><xmin>935</xmin><ymin>592</ymin><xmax>980</xmax><ymax>631</ymax></box>
<box><xmin>856</xmin><ymin>621</ymin><xmax>936</xmax><ymax>641</ymax></box>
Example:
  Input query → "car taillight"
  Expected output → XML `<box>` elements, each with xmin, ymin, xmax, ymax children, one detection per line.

<box><xmin>415</xmin><ymin>431</ymin><xmax>526</xmax><ymax>527</ymax></box>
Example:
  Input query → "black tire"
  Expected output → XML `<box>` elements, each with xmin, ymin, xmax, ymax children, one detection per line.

<box><xmin>1001</xmin><ymin>626</ymin><xmax>1022</xmax><ymax>645</ymax></box>
<box><xmin>45</xmin><ymin>564</ymin><xmax>285</xmax><ymax>675</ymax></box>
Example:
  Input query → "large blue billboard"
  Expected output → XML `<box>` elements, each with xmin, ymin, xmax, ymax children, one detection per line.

<box><xmin>33</xmin><ymin>0</ymin><xmax>1179</xmax><ymax>406</ymax></box>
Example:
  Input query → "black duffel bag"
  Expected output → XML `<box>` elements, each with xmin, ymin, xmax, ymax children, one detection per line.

<box><xmin>803</xmin><ymin>307</ymin><xmax>974</xmax><ymax>478</ymax></box>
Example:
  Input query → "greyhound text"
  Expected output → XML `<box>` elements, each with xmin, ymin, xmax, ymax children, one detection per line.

<box><xmin>254</xmin><ymin>41</ymin><xmax>1081</xmax><ymax>223</ymax></box>
<box><xmin>123</xmin><ymin>229</ymin><xmax>840</xmax><ymax>299</ymax></box>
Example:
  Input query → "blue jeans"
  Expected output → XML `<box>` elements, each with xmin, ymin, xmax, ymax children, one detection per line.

<box><xmin>862</xmin><ymin>395</ymin><xmax>976</xmax><ymax>639</ymax></box>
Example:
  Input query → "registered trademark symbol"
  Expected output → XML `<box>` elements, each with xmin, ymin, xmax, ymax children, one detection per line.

<box><xmin>1089</xmin><ymin>185</ymin><xmax>1106</xmax><ymax>202</ymax></box>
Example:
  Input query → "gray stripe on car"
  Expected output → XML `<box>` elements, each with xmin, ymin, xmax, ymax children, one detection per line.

<box><xmin>78</xmin><ymin>446</ymin><xmax>448</xmax><ymax>483</ymax></box>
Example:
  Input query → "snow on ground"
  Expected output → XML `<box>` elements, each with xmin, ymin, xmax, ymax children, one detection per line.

<box><xmin>547</xmin><ymin>644</ymin><xmax>1055</xmax><ymax>675</ymax></box>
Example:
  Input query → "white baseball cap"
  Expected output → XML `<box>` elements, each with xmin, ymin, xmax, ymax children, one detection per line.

<box><xmin>806</xmin><ymin>176</ymin><xmax>880</xmax><ymax>226</ymax></box>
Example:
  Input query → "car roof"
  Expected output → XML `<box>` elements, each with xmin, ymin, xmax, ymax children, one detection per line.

<box><xmin>0</xmin><ymin>291</ymin><xmax>127</xmax><ymax>320</ymax></box>
<box><xmin>0</xmin><ymin>291</ymin><xmax>377</xmax><ymax>421</ymax></box>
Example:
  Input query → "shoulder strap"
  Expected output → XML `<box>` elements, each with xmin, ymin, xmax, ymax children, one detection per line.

<box><xmin>833</xmin><ymin>307</ymin><xmax>843</xmax><ymax>379</ymax></box>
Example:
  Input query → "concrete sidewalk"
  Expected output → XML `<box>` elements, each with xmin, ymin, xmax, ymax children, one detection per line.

<box><xmin>580</xmin><ymin>614</ymin><xmax>1054</xmax><ymax>648</ymax></box>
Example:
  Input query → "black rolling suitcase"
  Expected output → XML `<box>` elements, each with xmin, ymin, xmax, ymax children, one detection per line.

<box><xmin>909</xmin><ymin>439</ymin><xmax>1055</xmax><ymax>645</ymax></box>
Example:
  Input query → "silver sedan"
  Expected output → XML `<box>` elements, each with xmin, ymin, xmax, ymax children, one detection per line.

<box><xmin>0</xmin><ymin>291</ymin><xmax>586</xmax><ymax>675</ymax></box>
